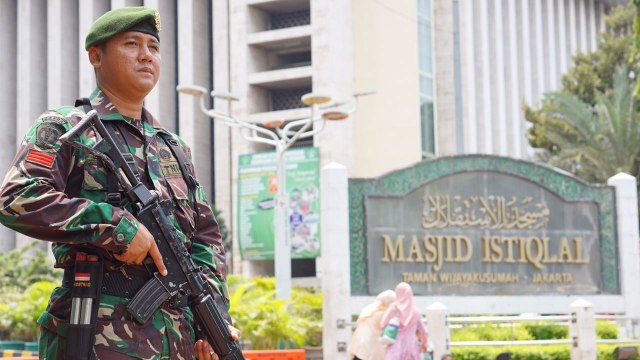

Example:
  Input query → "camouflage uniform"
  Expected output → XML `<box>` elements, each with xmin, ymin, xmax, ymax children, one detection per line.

<box><xmin>0</xmin><ymin>88</ymin><xmax>226</xmax><ymax>359</ymax></box>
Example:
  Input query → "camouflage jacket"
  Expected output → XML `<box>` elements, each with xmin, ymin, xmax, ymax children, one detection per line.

<box><xmin>0</xmin><ymin>88</ymin><xmax>226</xmax><ymax>359</ymax></box>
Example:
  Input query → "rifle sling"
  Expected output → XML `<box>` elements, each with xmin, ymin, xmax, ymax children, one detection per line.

<box><xmin>74</xmin><ymin>98</ymin><xmax>201</xmax><ymax>233</ymax></box>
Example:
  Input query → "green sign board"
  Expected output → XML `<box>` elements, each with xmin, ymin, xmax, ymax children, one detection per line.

<box><xmin>238</xmin><ymin>147</ymin><xmax>321</xmax><ymax>260</ymax></box>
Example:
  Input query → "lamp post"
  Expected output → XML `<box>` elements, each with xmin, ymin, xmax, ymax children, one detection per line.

<box><xmin>176</xmin><ymin>85</ymin><xmax>365</xmax><ymax>299</ymax></box>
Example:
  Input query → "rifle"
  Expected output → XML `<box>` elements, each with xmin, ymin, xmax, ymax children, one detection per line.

<box><xmin>60</xmin><ymin>110</ymin><xmax>245</xmax><ymax>360</ymax></box>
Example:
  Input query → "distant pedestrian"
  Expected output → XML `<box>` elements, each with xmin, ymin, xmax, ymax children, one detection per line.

<box><xmin>348</xmin><ymin>289</ymin><xmax>396</xmax><ymax>360</ymax></box>
<box><xmin>380</xmin><ymin>282</ymin><xmax>428</xmax><ymax>360</ymax></box>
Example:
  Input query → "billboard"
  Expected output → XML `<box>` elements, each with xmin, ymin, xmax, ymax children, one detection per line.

<box><xmin>238</xmin><ymin>147</ymin><xmax>321</xmax><ymax>260</ymax></box>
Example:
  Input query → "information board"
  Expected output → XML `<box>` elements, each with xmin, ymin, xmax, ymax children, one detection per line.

<box><xmin>238</xmin><ymin>147</ymin><xmax>320</xmax><ymax>260</ymax></box>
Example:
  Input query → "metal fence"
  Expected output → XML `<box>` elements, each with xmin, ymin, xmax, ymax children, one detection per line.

<box><xmin>425</xmin><ymin>299</ymin><xmax>640</xmax><ymax>360</ymax></box>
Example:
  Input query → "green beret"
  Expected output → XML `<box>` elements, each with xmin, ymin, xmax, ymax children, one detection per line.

<box><xmin>85</xmin><ymin>6</ymin><xmax>161</xmax><ymax>50</ymax></box>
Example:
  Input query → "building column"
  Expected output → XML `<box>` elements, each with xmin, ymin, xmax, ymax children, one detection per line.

<box><xmin>0</xmin><ymin>0</ymin><xmax>17</xmax><ymax>251</ymax></box>
<box><xmin>47</xmin><ymin>0</ymin><xmax>78</xmax><ymax>109</ymax></box>
<box><xmin>608</xmin><ymin>173</ymin><xmax>640</xmax><ymax>320</ymax></box>
<box><xmin>144</xmin><ymin>0</ymin><xmax>178</xmax><ymax>133</ymax></box>
<box><xmin>312</xmin><ymin>0</ymin><xmax>354</xmax><ymax>172</ymax></box>
<box><xmin>460</xmin><ymin>0</ymin><xmax>477</xmax><ymax>153</ymax></box>
<box><xmin>16</xmin><ymin>0</ymin><xmax>47</xmax><ymax>249</ymax></box>
<box><xmin>177</xmin><ymin>0</ymin><xmax>213</xmax><ymax>200</ymax></box>
<box><xmin>321</xmin><ymin>162</ymin><xmax>350</xmax><ymax>360</ymax></box>
<box><xmin>78</xmin><ymin>1</ymin><xmax>108</xmax><ymax>97</ymax></box>
<box><xmin>433</xmin><ymin>0</ymin><xmax>457</xmax><ymax>156</ymax></box>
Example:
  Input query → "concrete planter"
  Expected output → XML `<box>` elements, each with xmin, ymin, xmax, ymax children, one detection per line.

<box><xmin>304</xmin><ymin>346</ymin><xmax>322</xmax><ymax>360</ymax></box>
<box><xmin>0</xmin><ymin>340</ymin><xmax>25</xmax><ymax>350</ymax></box>
<box><xmin>243</xmin><ymin>349</ymin><xmax>305</xmax><ymax>360</ymax></box>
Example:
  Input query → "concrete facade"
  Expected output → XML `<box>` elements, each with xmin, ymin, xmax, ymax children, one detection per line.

<box><xmin>216</xmin><ymin>0</ymin><xmax>615</xmax><ymax>276</ymax></box>
<box><xmin>449</xmin><ymin>0</ymin><xmax>608</xmax><ymax>157</ymax></box>
<box><xmin>0</xmin><ymin>0</ymin><xmax>215</xmax><ymax>254</ymax></box>
<box><xmin>0</xmin><ymin>0</ymin><xmax>626</xmax><ymax>273</ymax></box>
<box><xmin>351</xmin><ymin>0</ymin><xmax>423</xmax><ymax>177</ymax></box>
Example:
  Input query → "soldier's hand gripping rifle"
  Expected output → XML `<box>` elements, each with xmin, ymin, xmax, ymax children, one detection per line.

<box><xmin>60</xmin><ymin>110</ymin><xmax>245</xmax><ymax>360</ymax></box>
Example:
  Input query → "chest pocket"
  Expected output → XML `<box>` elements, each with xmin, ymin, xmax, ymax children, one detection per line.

<box><xmin>158</xmin><ymin>145</ymin><xmax>189</xmax><ymax>200</ymax></box>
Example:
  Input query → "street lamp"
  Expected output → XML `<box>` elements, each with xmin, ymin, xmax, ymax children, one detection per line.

<box><xmin>177</xmin><ymin>85</ymin><xmax>366</xmax><ymax>299</ymax></box>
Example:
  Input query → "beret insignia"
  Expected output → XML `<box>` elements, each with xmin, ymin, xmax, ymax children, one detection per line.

<box><xmin>155</xmin><ymin>10</ymin><xmax>161</xmax><ymax>32</ymax></box>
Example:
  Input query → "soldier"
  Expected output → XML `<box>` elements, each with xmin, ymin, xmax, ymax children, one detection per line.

<box><xmin>0</xmin><ymin>6</ymin><xmax>236</xmax><ymax>360</ymax></box>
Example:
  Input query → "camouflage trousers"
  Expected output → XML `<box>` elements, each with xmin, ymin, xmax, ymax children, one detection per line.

<box><xmin>38</xmin><ymin>288</ymin><xmax>196</xmax><ymax>359</ymax></box>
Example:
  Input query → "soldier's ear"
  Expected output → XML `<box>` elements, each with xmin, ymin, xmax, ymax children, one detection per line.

<box><xmin>88</xmin><ymin>46</ymin><xmax>102</xmax><ymax>68</ymax></box>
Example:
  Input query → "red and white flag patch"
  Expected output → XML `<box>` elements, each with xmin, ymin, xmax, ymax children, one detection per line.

<box><xmin>25</xmin><ymin>149</ymin><xmax>55</xmax><ymax>168</ymax></box>
<box><xmin>74</xmin><ymin>273</ymin><xmax>91</xmax><ymax>282</ymax></box>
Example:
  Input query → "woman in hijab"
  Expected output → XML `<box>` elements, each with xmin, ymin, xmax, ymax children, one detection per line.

<box><xmin>380</xmin><ymin>282</ymin><xmax>428</xmax><ymax>360</ymax></box>
<box><xmin>348</xmin><ymin>289</ymin><xmax>396</xmax><ymax>360</ymax></box>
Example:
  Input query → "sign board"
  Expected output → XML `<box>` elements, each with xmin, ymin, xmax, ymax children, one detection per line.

<box><xmin>349</xmin><ymin>155</ymin><xmax>618</xmax><ymax>297</ymax></box>
<box><xmin>238</xmin><ymin>147</ymin><xmax>321</xmax><ymax>260</ymax></box>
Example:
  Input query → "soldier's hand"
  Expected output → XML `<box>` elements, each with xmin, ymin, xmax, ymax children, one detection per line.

<box><xmin>194</xmin><ymin>339</ymin><xmax>219</xmax><ymax>360</ymax></box>
<box><xmin>193</xmin><ymin>325</ymin><xmax>241</xmax><ymax>360</ymax></box>
<box><xmin>229</xmin><ymin>325</ymin><xmax>241</xmax><ymax>341</ymax></box>
<box><xmin>114</xmin><ymin>223</ymin><xmax>168</xmax><ymax>276</ymax></box>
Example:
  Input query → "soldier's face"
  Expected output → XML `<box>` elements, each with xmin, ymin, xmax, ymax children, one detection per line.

<box><xmin>92</xmin><ymin>31</ymin><xmax>161</xmax><ymax>98</ymax></box>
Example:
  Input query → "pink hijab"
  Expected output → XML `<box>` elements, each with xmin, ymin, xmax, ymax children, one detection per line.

<box><xmin>381</xmin><ymin>282</ymin><xmax>419</xmax><ymax>328</ymax></box>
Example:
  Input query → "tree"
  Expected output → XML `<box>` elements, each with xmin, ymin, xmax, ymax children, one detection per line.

<box><xmin>525</xmin><ymin>4</ymin><xmax>640</xmax><ymax>183</ymax></box>
<box><xmin>533</xmin><ymin>66</ymin><xmax>639</xmax><ymax>183</ymax></box>
<box><xmin>0</xmin><ymin>242</ymin><xmax>61</xmax><ymax>289</ymax></box>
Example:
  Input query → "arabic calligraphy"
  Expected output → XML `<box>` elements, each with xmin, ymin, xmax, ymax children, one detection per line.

<box><xmin>422</xmin><ymin>194</ymin><xmax>550</xmax><ymax>229</ymax></box>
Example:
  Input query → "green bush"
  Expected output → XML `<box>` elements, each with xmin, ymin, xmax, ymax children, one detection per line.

<box><xmin>452</xmin><ymin>324</ymin><xmax>533</xmax><ymax>342</ymax></box>
<box><xmin>599</xmin><ymin>345</ymin><xmax>640</xmax><ymax>360</ymax></box>
<box><xmin>0</xmin><ymin>242</ymin><xmax>61</xmax><ymax>341</ymax></box>
<box><xmin>452</xmin><ymin>345</ymin><xmax>640</xmax><ymax>360</ymax></box>
<box><xmin>521</xmin><ymin>320</ymin><xmax>618</xmax><ymax>340</ymax></box>
<box><xmin>227</xmin><ymin>275</ymin><xmax>322</xmax><ymax>350</ymax></box>
<box><xmin>452</xmin><ymin>345</ymin><xmax>570</xmax><ymax>360</ymax></box>
<box><xmin>0</xmin><ymin>281</ymin><xmax>56</xmax><ymax>340</ymax></box>
<box><xmin>450</xmin><ymin>319</ymin><xmax>628</xmax><ymax>359</ymax></box>
<box><xmin>523</xmin><ymin>323</ymin><xmax>567</xmax><ymax>340</ymax></box>
<box><xmin>596</xmin><ymin>320</ymin><xmax>619</xmax><ymax>339</ymax></box>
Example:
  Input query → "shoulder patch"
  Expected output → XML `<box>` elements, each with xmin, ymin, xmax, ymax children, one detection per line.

<box><xmin>26</xmin><ymin>149</ymin><xmax>55</xmax><ymax>168</ymax></box>
<box><xmin>36</xmin><ymin>122</ymin><xmax>65</xmax><ymax>149</ymax></box>
<box><xmin>40</xmin><ymin>115</ymin><xmax>67</xmax><ymax>125</ymax></box>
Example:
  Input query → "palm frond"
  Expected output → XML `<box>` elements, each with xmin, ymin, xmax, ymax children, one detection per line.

<box><xmin>539</xmin><ymin>64</ymin><xmax>640</xmax><ymax>183</ymax></box>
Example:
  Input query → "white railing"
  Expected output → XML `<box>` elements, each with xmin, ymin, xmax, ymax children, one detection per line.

<box><xmin>425</xmin><ymin>300</ymin><xmax>640</xmax><ymax>360</ymax></box>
